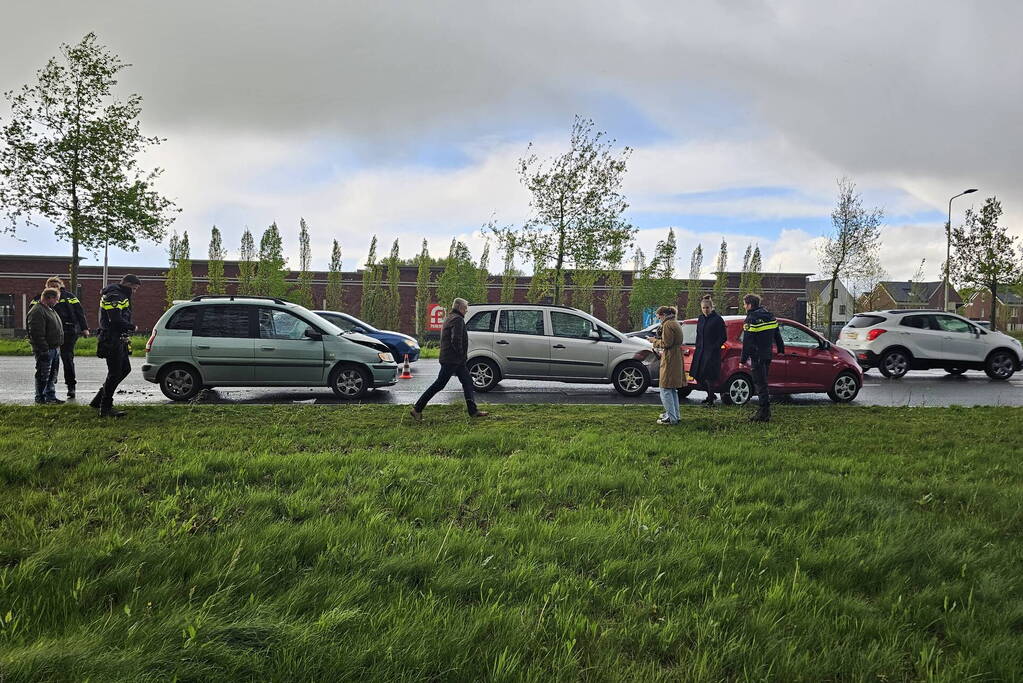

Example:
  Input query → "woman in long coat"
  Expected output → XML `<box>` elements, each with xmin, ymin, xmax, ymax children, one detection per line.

<box><xmin>690</xmin><ymin>294</ymin><xmax>728</xmax><ymax>406</ymax></box>
<box><xmin>652</xmin><ymin>305</ymin><xmax>685</xmax><ymax>424</ymax></box>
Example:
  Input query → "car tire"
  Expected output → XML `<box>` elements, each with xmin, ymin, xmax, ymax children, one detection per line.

<box><xmin>827</xmin><ymin>371</ymin><xmax>860</xmax><ymax>403</ymax></box>
<box><xmin>159</xmin><ymin>364</ymin><xmax>202</xmax><ymax>401</ymax></box>
<box><xmin>612</xmin><ymin>361</ymin><xmax>650</xmax><ymax>397</ymax></box>
<box><xmin>945</xmin><ymin>367</ymin><xmax>967</xmax><ymax>375</ymax></box>
<box><xmin>879</xmin><ymin>349</ymin><xmax>911</xmax><ymax>379</ymax></box>
<box><xmin>329</xmin><ymin>364</ymin><xmax>371</xmax><ymax>399</ymax></box>
<box><xmin>468</xmin><ymin>358</ymin><xmax>501</xmax><ymax>392</ymax></box>
<box><xmin>720</xmin><ymin>373</ymin><xmax>753</xmax><ymax>406</ymax></box>
<box><xmin>984</xmin><ymin>350</ymin><xmax>1017</xmax><ymax>380</ymax></box>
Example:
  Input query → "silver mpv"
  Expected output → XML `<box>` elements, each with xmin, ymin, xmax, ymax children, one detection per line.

<box><xmin>463</xmin><ymin>304</ymin><xmax>657</xmax><ymax>396</ymax></box>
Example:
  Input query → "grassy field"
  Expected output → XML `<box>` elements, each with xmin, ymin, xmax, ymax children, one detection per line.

<box><xmin>0</xmin><ymin>335</ymin><xmax>149</xmax><ymax>358</ymax></box>
<box><xmin>1</xmin><ymin>405</ymin><xmax>1021</xmax><ymax>681</ymax></box>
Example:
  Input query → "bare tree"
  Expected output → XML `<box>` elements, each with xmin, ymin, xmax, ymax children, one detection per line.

<box><xmin>818</xmin><ymin>178</ymin><xmax>883</xmax><ymax>335</ymax></box>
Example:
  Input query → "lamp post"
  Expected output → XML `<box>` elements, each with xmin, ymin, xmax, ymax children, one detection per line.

<box><xmin>945</xmin><ymin>188</ymin><xmax>977</xmax><ymax>312</ymax></box>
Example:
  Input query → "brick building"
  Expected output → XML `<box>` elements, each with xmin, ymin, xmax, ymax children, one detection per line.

<box><xmin>961</xmin><ymin>289</ymin><xmax>1023</xmax><ymax>330</ymax></box>
<box><xmin>862</xmin><ymin>280</ymin><xmax>963</xmax><ymax>312</ymax></box>
<box><xmin>1</xmin><ymin>254</ymin><xmax>811</xmax><ymax>335</ymax></box>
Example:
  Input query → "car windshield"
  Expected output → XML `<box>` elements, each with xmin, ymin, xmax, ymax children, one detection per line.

<box><xmin>304</xmin><ymin>311</ymin><xmax>345</xmax><ymax>336</ymax></box>
<box><xmin>320</xmin><ymin>312</ymin><xmax>378</xmax><ymax>334</ymax></box>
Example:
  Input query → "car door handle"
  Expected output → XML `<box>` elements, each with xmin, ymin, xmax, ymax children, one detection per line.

<box><xmin>260</xmin><ymin>346</ymin><xmax>275</xmax><ymax>351</ymax></box>
<box><xmin>195</xmin><ymin>345</ymin><xmax>210</xmax><ymax>350</ymax></box>
<box><xmin>552</xmin><ymin>344</ymin><xmax>566</xmax><ymax>349</ymax></box>
<box><xmin>496</xmin><ymin>340</ymin><xmax>509</xmax><ymax>345</ymax></box>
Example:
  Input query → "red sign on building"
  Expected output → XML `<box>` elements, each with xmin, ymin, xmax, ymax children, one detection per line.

<box><xmin>427</xmin><ymin>303</ymin><xmax>446</xmax><ymax>331</ymax></box>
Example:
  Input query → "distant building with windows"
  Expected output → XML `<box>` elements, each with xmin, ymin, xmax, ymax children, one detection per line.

<box><xmin>864</xmin><ymin>280</ymin><xmax>963</xmax><ymax>312</ymax></box>
<box><xmin>806</xmin><ymin>279</ymin><xmax>855</xmax><ymax>336</ymax></box>
<box><xmin>961</xmin><ymin>289</ymin><xmax>1023</xmax><ymax>330</ymax></box>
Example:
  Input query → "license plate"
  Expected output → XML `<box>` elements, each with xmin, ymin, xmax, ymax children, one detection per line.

<box><xmin>843</xmin><ymin>332</ymin><xmax>857</xmax><ymax>339</ymax></box>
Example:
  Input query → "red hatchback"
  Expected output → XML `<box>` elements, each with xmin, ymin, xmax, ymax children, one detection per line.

<box><xmin>675</xmin><ymin>316</ymin><xmax>863</xmax><ymax>404</ymax></box>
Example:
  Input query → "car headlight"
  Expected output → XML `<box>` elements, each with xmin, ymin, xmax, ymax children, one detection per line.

<box><xmin>407</xmin><ymin>340</ymin><xmax>419</xmax><ymax>349</ymax></box>
<box><xmin>378</xmin><ymin>352</ymin><xmax>394</xmax><ymax>363</ymax></box>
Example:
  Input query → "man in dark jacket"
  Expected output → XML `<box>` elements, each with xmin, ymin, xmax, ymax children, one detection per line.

<box><xmin>410</xmin><ymin>298</ymin><xmax>488</xmax><ymax>420</ymax></box>
<box><xmin>740</xmin><ymin>293</ymin><xmax>785</xmax><ymax>422</ymax></box>
<box><xmin>89</xmin><ymin>274</ymin><xmax>141</xmax><ymax>417</ymax></box>
<box><xmin>31</xmin><ymin>277</ymin><xmax>90</xmax><ymax>398</ymax></box>
<box><xmin>26</xmin><ymin>288</ymin><xmax>65</xmax><ymax>405</ymax></box>
<box><xmin>691</xmin><ymin>294</ymin><xmax>728</xmax><ymax>406</ymax></box>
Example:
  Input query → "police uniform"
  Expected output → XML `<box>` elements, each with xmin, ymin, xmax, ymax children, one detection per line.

<box><xmin>741</xmin><ymin>305</ymin><xmax>785</xmax><ymax>421</ymax></box>
<box><xmin>89</xmin><ymin>281</ymin><xmax>136</xmax><ymax>416</ymax></box>
<box><xmin>31</xmin><ymin>287</ymin><xmax>88</xmax><ymax>396</ymax></box>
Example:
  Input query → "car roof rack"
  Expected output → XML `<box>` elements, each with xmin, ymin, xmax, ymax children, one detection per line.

<box><xmin>190</xmin><ymin>294</ymin><xmax>290</xmax><ymax>305</ymax></box>
<box><xmin>886</xmin><ymin>309</ymin><xmax>942</xmax><ymax>314</ymax></box>
<box><xmin>468</xmin><ymin>302</ymin><xmax>580</xmax><ymax>311</ymax></box>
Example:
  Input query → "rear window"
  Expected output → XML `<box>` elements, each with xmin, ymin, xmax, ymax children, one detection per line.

<box><xmin>681</xmin><ymin>323</ymin><xmax>697</xmax><ymax>345</ymax></box>
<box><xmin>847</xmin><ymin>314</ymin><xmax>886</xmax><ymax>328</ymax></box>
<box><xmin>466</xmin><ymin>310</ymin><xmax>495</xmax><ymax>332</ymax></box>
<box><xmin>166</xmin><ymin>306</ymin><xmax>199</xmax><ymax>330</ymax></box>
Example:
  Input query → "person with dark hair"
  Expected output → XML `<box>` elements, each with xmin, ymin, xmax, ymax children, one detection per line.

<box><xmin>691</xmin><ymin>294</ymin><xmax>727</xmax><ymax>406</ymax></box>
<box><xmin>741</xmin><ymin>293</ymin><xmax>785</xmax><ymax>422</ymax></box>
<box><xmin>410</xmin><ymin>298</ymin><xmax>489</xmax><ymax>421</ymax></box>
<box><xmin>30</xmin><ymin>276</ymin><xmax>90</xmax><ymax>398</ymax></box>
<box><xmin>90</xmin><ymin>274</ymin><xmax>141</xmax><ymax>418</ymax></box>
<box><xmin>652</xmin><ymin>305</ymin><xmax>685</xmax><ymax>424</ymax></box>
<box><xmin>26</xmin><ymin>288</ymin><xmax>64</xmax><ymax>405</ymax></box>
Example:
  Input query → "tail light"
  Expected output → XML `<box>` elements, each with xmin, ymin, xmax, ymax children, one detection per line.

<box><xmin>866</xmin><ymin>329</ymin><xmax>887</xmax><ymax>341</ymax></box>
<box><xmin>146</xmin><ymin>329</ymin><xmax>157</xmax><ymax>352</ymax></box>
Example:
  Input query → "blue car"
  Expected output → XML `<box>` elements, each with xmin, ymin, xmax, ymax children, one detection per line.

<box><xmin>313</xmin><ymin>310</ymin><xmax>421</xmax><ymax>363</ymax></box>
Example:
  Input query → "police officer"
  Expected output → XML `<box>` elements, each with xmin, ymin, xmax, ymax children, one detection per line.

<box><xmin>740</xmin><ymin>293</ymin><xmax>785</xmax><ymax>422</ymax></box>
<box><xmin>89</xmin><ymin>274</ymin><xmax>141</xmax><ymax>418</ymax></box>
<box><xmin>30</xmin><ymin>277</ymin><xmax>90</xmax><ymax>399</ymax></box>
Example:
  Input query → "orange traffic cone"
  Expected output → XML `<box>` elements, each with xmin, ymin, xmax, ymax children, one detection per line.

<box><xmin>399</xmin><ymin>354</ymin><xmax>413</xmax><ymax>379</ymax></box>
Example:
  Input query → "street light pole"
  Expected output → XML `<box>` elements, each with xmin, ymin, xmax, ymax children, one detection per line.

<box><xmin>945</xmin><ymin>188</ymin><xmax>978</xmax><ymax>312</ymax></box>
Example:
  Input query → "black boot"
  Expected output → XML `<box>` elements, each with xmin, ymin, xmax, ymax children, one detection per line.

<box><xmin>67</xmin><ymin>385</ymin><xmax>76</xmax><ymax>399</ymax></box>
<box><xmin>89</xmin><ymin>389</ymin><xmax>103</xmax><ymax>410</ymax></box>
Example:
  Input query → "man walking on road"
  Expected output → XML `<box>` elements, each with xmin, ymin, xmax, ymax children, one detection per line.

<box><xmin>26</xmin><ymin>288</ymin><xmax>65</xmax><ymax>405</ymax></box>
<box><xmin>740</xmin><ymin>293</ymin><xmax>785</xmax><ymax>422</ymax></box>
<box><xmin>90</xmin><ymin>274</ymin><xmax>141</xmax><ymax>418</ymax></box>
<box><xmin>410</xmin><ymin>298</ymin><xmax>488</xmax><ymax>421</ymax></box>
<box><xmin>31</xmin><ymin>277</ymin><xmax>90</xmax><ymax>399</ymax></box>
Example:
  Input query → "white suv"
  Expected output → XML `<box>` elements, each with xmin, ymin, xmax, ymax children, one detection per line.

<box><xmin>838</xmin><ymin>310</ymin><xmax>1023</xmax><ymax>380</ymax></box>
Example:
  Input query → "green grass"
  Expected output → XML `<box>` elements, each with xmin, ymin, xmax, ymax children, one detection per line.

<box><xmin>1</xmin><ymin>405</ymin><xmax>1021</xmax><ymax>681</ymax></box>
<box><xmin>0</xmin><ymin>335</ymin><xmax>149</xmax><ymax>357</ymax></box>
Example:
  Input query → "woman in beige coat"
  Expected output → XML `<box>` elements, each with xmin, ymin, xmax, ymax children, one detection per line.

<box><xmin>652</xmin><ymin>305</ymin><xmax>686</xmax><ymax>424</ymax></box>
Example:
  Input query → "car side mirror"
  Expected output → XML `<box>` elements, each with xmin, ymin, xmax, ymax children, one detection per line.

<box><xmin>588</xmin><ymin>328</ymin><xmax>600</xmax><ymax>340</ymax></box>
<box><xmin>304</xmin><ymin>328</ymin><xmax>323</xmax><ymax>340</ymax></box>
<box><xmin>820</xmin><ymin>340</ymin><xmax>831</xmax><ymax>350</ymax></box>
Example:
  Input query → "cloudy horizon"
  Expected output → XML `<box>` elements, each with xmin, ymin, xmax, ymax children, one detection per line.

<box><xmin>2</xmin><ymin>0</ymin><xmax>1020</xmax><ymax>287</ymax></box>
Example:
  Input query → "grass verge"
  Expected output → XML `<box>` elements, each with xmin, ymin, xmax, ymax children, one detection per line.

<box><xmin>0</xmin><ymin>336</ymin><xmax>149</xmax><ymax>358</ymax></box>
<box><xmin>0</xmin><ymin>405</ymin><xmax>1021</xmax><ymax>681</ymax></box>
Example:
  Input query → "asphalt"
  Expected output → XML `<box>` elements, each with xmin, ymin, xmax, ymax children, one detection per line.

<box><xmin>2</xmin><ymin>357</ymin><xmax>1021</xmax><ymax>408</ymax></box>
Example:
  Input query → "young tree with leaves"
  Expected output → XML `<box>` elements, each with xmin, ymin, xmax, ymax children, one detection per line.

<box><xmin>711</xmin><ymin>239</ymin><xmax>729</xmax><ymax>309</ymax></box>
<box><xmin>238</xmin><ymin>229</ymin><xmax>256</xmax><ymax>295</ymax></box>
<box><xmin>685</xmin><ymin>244</ymin><xmax>704</xmax><ymax>318</ymax></box>
<box><xmin>165</xmin><ymin>233</ymin><xmax>180</xmax><ymax>308</ymax></box>
<box><xmin>414</xmin><ymin>239</ymin><xmax>431</xmax><ymax>338</ymax></box>
<box><xmin>526</xmin><ymin>242</ymin><xmax>554</xmax><ymax>304</ymax></box>
<box><xmin>738</xmin><ymin>244</ymin><xmax>753</xmax><ymax>296</ymax></box>
<box><xmin>908</xmin><ymin>259</ymin><xmax>929</xmax><ymax>305</ymax></box>
<box><xmin>0</xmin><ymin>33</ymin><xmax>177</xmax><ymax>292</ymax></box>
<box><xmin>437</xmin><ymin>240</ymin><xmax>482</xmax><ymax>307</ymax></box>
<box><xmin>818</xmin><ymin>177</ymin><xmax>883</xmax><ymax>335</ymax></box>
<box><xmin>175</xmin><ymin>232</ymin><xmax>193</xmax><ymax>302</ymax></box>
<box><xmin>325</xmin><ymin>239</ymin><xmax>344</xmax><ymax>310</ymax></box>
<box><xmin>949</xmin><ymin>197</ymin><xmax>1023</xmax><ymax>331</ymax></box>
<box><xmin>630</xmin><ymin>229</ymin><xmax>680</xmax><ymax>326</ymax></box>
<box><xmin>360</xmin><ymin>236</ymin><xmax>383</xmax><ymax>323</ymax></box>
<box><xmin>498</xmin><ymin>231</ymin><xmax>518</xmax><ymax>303</ymax></box>
<box><xmin>207</xmin><ymin>225</ymin><xmax>226</xmax><ymax>294</ymax></box>
<box><xmin>255</xmin><ymin>222</ymin><xmax>288</xmax><ymax>298</ymax></box>
<box><xmin>603</xmin><ymin>264</ymin><xmax>625</xmax><ymax>329</ymax></box>
<box><xmin>506</xmin><ymin>117</ymin><xmax>636</xmax><ymax>304</ymax></box>
<box><xmin>290</xmin><ymin>218</ymin><xmax>315</xmax><ymax>308</ymax></box>
<box><xmin>385</xmin><ymin>239</ymin><xmax>401</xmax><ymax>329</ymax></box>
<box><xmin>476</xmin><ymin>240</ymin><xmax>491</xmax><ymax>304</ymax></box>
<box><xmin>747</xmin><ymin>245</ymin><xmax>763</xmax><ymax>297</ymax></box>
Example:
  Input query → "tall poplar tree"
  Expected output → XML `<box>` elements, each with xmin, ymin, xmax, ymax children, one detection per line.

<box><xmin>207</xmin><ymin>225</ymin><xmax>226</xmax><ymax>294</ymax></box>
<box><xmin>255</xmin><ymin>222</ymin><xmax>287</xmax><ymax>298</ymax></box>
<box><xmin>385</xmin><ymin>239</ymin><xmax>401</xmax><ymax>329</ymax></box>
<box><xmin>415</xmin><ymin>239</ymin><xmax>431</xmax><ymax>338</ymax></box>
<box><xmin>685</xmin><ymin>244</ymin><xmax>703</xmax><ymax>318</ymax></box>
<box><xmin>325</xmin><ymin>239</ymin><xmax>344</xmax><ymax>310</ymax></box>
<box><xmin>238</xmin><ymin>229</ymin><xmax>255</xmax><ymax>295</ymax></box>
<box><xmin>291</xmin><ymin>218</ymin><xmax>315</xmax><ymax>308</ymax></box>
<box><xmin>711</xmin><ymin>239</ymin><xmax>728</xmax><ymax>310</ymax></box>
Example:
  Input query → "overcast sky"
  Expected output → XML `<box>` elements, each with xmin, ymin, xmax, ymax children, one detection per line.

<box><xmin>2</xmin><ymin>0</ymin><xmax>1020</xmax><ymax>284</ymax></box>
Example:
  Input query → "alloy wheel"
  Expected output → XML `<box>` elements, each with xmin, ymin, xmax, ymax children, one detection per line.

<box><xmin>470</xmin><ymin>362</ymin><xmax>494</xmax><ymax>389</ymax></box>
<box><xmin>165</xmin><ymin>369</ymin><xmax>194</xmax><ymax>398</ymax></box>
<box><xmin>989</xmin><ymin>353</ymin><xmax>1014</xmax><ymax>379</ymax></box>
<box><xmin>834</xmin><ymin>374</ymin><xmax>857</xmax><ymax>400</ymax></box>
<box><xmin>728</xmin><ymin>377</ymin><xmax>751</xmax><ymax>405</ymax></box>
<box><xmin>883</xmin><ymin>352</ymin><xmax>908</xmax><ymax>377</ymax></box>
<box><xmin>618</xmin><ymin>367</ymin><xmax>644</xmax><ymax>393</ymax></box>
<box><xmin>334</xmin><ymin>369</ymin><xmax>365</xmax><ymax>396</ymax></box>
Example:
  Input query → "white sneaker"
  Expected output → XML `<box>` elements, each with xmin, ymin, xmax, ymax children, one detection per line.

<box><xmin>656</xmin><ymin>417</ymin><xmax>678</xmax><ymax>425</ymax></box>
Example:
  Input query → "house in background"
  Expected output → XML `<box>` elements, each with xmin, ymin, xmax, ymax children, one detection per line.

<box><xmin>961</xmin><ymin>289</ymin><xmax>1023</xmax><ymax>330</ymax></box>
<box><xmin>806</xmin><ymin>279</ymin><xmax>855</xmax><ymax>338</ymax></box>
<box><xmin>866</xmin><ymin>280</ymin><xmax>963</xmax><ymax>312</ymax></box>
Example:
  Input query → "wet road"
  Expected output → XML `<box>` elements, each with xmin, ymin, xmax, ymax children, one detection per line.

<box><xmin>2</xmin><ymin>357</ymin><xmax>1021</xmax><ymax>407</ymax></box>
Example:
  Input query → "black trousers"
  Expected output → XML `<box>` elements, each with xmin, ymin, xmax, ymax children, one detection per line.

<box><xmin>414</xmin><ymin>362</ymin><xmax>478</xmax><ymax>415</ymax></box>
<box><xmin>92</xmin><ymin>341</ymin><xmax>131</xmax><ymax>412</ymax></box>
<box><xmin>697</xmin><ymin>379</ymin><xmax>716</xmax><ymax>402</ymax></box>
<box><xmin>60</xmin><ymin>329</ymin><xmax>78</xmax><ymax>388</ymax></box>
<box><xmin>751</xmin><ymin>358</ymin><xmax>772</xmax><ymax>411</ymax></box>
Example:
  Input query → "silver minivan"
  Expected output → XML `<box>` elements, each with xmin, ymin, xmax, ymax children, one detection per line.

<box><xmin>463</xmin><ymin>304</ymin><xmax>658</xmax><ymax>396</ymax></box>
<box><xmin>141</xmin><ymin>295</ymin><xmax>398</xmax><ymax>400</ymax></box>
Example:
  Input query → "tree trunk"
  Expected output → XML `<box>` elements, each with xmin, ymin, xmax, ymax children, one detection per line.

<box><xmin>70</xmin><ymin>233</ymin><xmax>79</xmax><ymax>294</ymax></box>
<box><xmin>990</xmin><ymin>284</ymin><xmax>999</xmax><ymax>332</ymax></box>
<box><xmin>825</xmin><ymin>269</ymin><xmax>840</xmax><ymax>340</ymax></box>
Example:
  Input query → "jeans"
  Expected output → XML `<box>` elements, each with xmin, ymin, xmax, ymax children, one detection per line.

<box><xmin>60</xmin><ymin>328</ymin><xmax>78</xmax><ymax>388</ymax></box>
<box><xmin>91</xmin><ymin>339</ymin><xmax>131</xmax><ymax>412</ymax></box>
<box><xmin>751</xmin><ymin>358</ymin><xmax>772</xmax><ymax>411</ymax></box>
<box><xmin>659</xmin><ymin>387</ymin><xmax>680</xmax><ymax>423</ymax></box>
<box><xmin>414</xmin><ymin>362</ymin><xmax>479</xmax><ymax>415</ymax></box>
<box><xmin>34</xmin><ymin>348</ymin><xmax>60</xmax><ymax>402</ymax></box>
